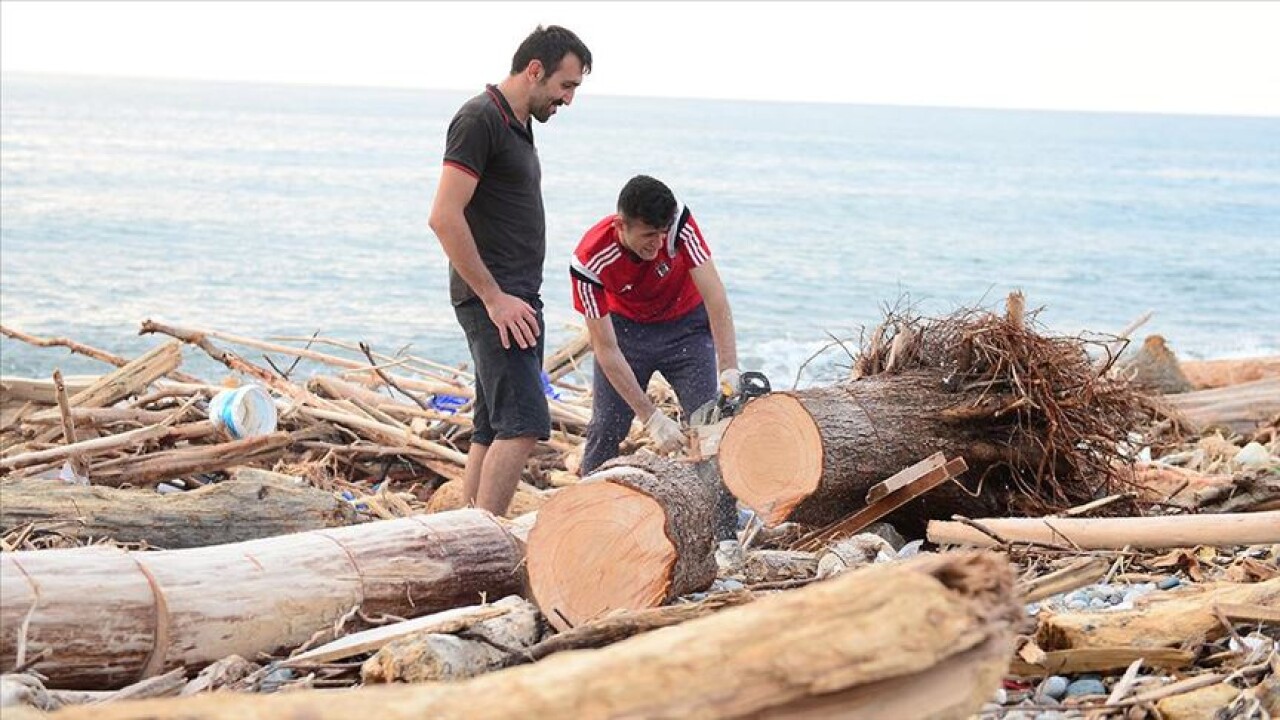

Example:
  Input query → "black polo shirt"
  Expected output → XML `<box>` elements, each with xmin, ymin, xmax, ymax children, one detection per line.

<box><xmin>443</xmin><ymin>85</ymin><xmax>545</xmax><ymax>306</ymax></box>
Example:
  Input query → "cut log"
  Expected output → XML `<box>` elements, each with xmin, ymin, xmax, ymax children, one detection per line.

<box><xmin>926</xmin><ymin>511</ymin><xmax>1280</xmax><ymax>549</ymax></box>
<box><xmin>54</xmin><ymin>551</ymin><xmax>1020</xmax><ymax>720</ymax></box>
<box><xmin>425</xmin><ymin>479</ymin><xmax>549</xmax><ymax>519</ymax></box>
<box><xmin>0</xmin><ymin>472</ymin><xmax>359</xmax><ymax>549</ymax></box>
<box><xmin>1035</xmin><ymin>578</ymin><xmax>1280</xmax><ymax>651</ymax></box>
<box><xmin>526</xmin><ymin>454</ymin><xmax>718</xmax><ymax>632</ymax></box>
<box><xmin>361</xmin><ymin>596</ymin><xmax>540</xmax><ymax>683</ymax></box>
<box><xmin>1154</xmin><ymin>683</ymin><xmax>1243</xmax><ymax>720</ymax></box>
<box><xmin>0</xmin><ymin>509</ymin><xmax>523</xmax><ymax>690</ymax></box>
<box><xmin>718</xmin><ymin>377</ymin><xmax>1002</xmax><ymax>529</ymax></box>
<box><xmin>1181</xmin><ymin>355</ymin><xmax>1280</xmax><ymax>390</ymax></box>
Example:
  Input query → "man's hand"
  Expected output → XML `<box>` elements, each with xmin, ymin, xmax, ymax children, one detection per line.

<box><xmin>644</xmin><ymin>411</ymin><xmax>686</xmax><ymax>454</ymax></box>
<box><xmin>486</xmin><ymin>292</ymin><xmax>540</xmax><ymax>349</ymax></box>
<box><xmin>719</xmin><ymin>368</ymin><xmax>741</xmax><ymax>396</ymax></box>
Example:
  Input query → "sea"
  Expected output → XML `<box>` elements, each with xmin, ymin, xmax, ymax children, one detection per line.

<box><xmin>2</xmin><ymin>73</ymin><xmax>1278</xmax><ymax>390</ymax></box>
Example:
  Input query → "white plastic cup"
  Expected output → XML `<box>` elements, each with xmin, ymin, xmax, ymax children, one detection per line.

<box><xmin>208</xmin><ymin>385</ymin><xmax>278</xmax><ymax>439</ymax></box>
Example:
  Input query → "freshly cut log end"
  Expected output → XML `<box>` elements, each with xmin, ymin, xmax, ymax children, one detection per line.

<box><xmin>526</xmin><ymin>455</ymin><xmax>718</xmax><ymax>632</ymax></box>
<box><xmin>528</xmin><ymin>478</ymin><xmax>674</xmax><ymax>631</ymax></box>
<box><xmin>718</xmin><ymin>393</ymin><xmax>823</xmax><ymax>525</ymax></box>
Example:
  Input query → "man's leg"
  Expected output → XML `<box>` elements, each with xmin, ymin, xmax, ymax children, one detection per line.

<box><xmin>581</xmin><ymin>356</ymin><xmax>651</xmax><ymax>475</ymax></box>
<box><xmin>657</xmin><ymin>306</ymin><xmax>738</xmax><ymax>540</ymax></box>
<box><xmin>474</xmin><ymin>436</ymin><xmax>537</xmax><ymax>514</ymax></box>
<box><xmin>462</xmin><ymin>442</ymin><xmax>487</xmax><ymax>507</ymax></box>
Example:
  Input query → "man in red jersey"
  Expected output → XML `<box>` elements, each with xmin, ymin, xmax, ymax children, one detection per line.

<box><xmin>570</xmin><ymin>175</ymin><xmax>741</xmax><ymax>535</ymax></box>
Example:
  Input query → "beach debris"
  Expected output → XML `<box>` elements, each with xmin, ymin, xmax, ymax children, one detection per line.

<box><xmin>50</xmin><ymin>551</ymin><xmax>1021</xmax><ymax>720</ymax></box>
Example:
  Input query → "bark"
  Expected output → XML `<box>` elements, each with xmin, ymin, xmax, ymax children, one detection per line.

<box><xmin>926</xmin><ymin>511</ymin><xmax>1280</xmax><ymax>549</ymax></box>
<box><xmin>52</xmin><ymin>551</ymin><xmax>1020</xmax><ymax>720</ymax></box>
<box><xmin>526</xmin><ymin>454</ymin><xmax>718</xmax><ymax>632</ymax></box>
<box><xmin>1035</xmin><ymin>578</ymin><xmax>1280</xmax><ymax>651</ymax></box>
<box><xmin>719</xmin><ymin>374</ymin><xmax>1002</xmax><ymax>529</ymax></box>
<box><xmin>0</xmin><ymin>509</ymin><xmax>523</xmax><ymax>690</ymax></box>
<box><xmin>0</xmin><ymin>472</ymin><xmax>359</xmax><ymax>549</ymax></box>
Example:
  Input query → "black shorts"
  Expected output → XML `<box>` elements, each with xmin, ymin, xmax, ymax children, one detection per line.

<box><xmin>454</xmin><ymin>297</ymin><xmax>551</xmax><ymax>445</ymax></box>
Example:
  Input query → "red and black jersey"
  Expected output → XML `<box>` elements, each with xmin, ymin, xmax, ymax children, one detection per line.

<box><xmin>570</xmin><ymin>205</ymin><xmax>712</xmax><ymax>323</ymax></box>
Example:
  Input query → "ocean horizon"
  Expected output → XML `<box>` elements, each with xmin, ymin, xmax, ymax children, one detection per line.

<box><xmin>2</xmin><ymin>72</ymin><xmax>1278</xmax><ymax>387</ymax></box>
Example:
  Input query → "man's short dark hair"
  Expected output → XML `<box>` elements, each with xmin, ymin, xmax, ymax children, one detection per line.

<box><xmin>511</xmin><ymin>25</ymin><xmax>593</xmax><ymax>77</ymax></box>
<box><xmin>617</xmin><ymin>175</ymin><xmax>676</xmax><ymax>230</ymax></box>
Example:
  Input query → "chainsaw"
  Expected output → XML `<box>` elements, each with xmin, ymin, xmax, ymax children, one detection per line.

<box><xmin>687</xmin><ymin>371</ymin><xmax>771</xmax><ymax>459</ymax></box>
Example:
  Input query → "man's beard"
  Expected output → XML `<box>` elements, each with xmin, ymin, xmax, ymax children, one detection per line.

<box><xmin>531</xmin><ymin>99</ymin><xmax>560</xmax><ymax>123</ymax></box>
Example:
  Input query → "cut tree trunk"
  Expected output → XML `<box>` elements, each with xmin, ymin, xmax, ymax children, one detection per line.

<box><xmin>0</xmin><ymin>509</ymin><xmax>522</xmax><ymax>690</ymax></box>
<box><xmin>0</xmin><ymin>470</ymin><xmax>359</xmax><ymax>549</ymax></box>
<box><xmin>718</xmin><ymin>373</ymin><xmax>1001</xmax><ymax>529</ymax></box>
<box><xmin>55</xmin><ymin>551</ymin><xmax>1020</xmax><ymax>720</ymax></box>
<box><xmin>1035</xmin><ymin>578</ymin><xmax>1280</xmax><ymax>651</ymax></box>
<box><xmin>926</xmin><ymin>511</ymin><xmax>1280</xmax><ymax>550</ymax></box>
<box><xmin>526</xmin><ymin>454</ymin><xmax>718</xmax><ymax>632</ymax></box>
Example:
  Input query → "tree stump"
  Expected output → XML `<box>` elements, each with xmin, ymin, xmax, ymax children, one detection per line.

<box><xmin>526</xmin><ymin>454</ymin><xmax>717</xmax><ymax>631</ymax></box>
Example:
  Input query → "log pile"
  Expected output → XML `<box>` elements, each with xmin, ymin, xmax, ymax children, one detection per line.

<box><xmin>2</xmin><ymin>305</ymin><xmax>1278</xmax><ymax>719</ymax></box>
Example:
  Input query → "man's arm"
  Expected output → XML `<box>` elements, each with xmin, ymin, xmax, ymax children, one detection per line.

<box><xmin>690</xmin><ymin>260</ymin><xmax>738</xmax><ymax>373</ymax></box>
<box><xmin>428</xmin><ymin>165</ymin><xmax>539</xmax><ymax>349</ymax></box>
<box><xmin>585</xmin><ymin>314</ymin><xmax>659</xmax><ymax>422</ymax></box>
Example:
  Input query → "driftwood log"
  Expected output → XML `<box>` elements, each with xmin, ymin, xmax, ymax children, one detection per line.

<box><xmin>0</xmin><ymin>470</ymin><xmax>358</xmax><ymax>549</ymax></box>
<box><xmin>53</xmin><ymin>551</ymin><xmax>1020</xmax><ymax>720</ymax></box>
<box><xmin>1160</xmin><ymin>377</ymin><xmax>1280</xmax><ymax>435</ymax></box>
<box><xmin>1036</xmin><ymin>578</ymin><xmax>1280</xmax><ymax>651</ymax></box>
<box><xmin>526</xmin><ymin>454</ymin><xmax>718</xmax><ymax>631</ymax></box>
<box><xmin>0</xmin><ymin>509</ymin><xmax>522</xmax><ymax>690</ymax></box>
<box><xmin>1180</xmin><ymin>355</ymin><xmax>1280</xmax><ymax>390</ymax></box>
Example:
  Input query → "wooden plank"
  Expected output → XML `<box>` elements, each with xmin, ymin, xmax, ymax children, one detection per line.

<box><xmin>282</xmin><ymin>604</ymin><xmax>510</xmax><ymax>666</ymax></box>
<box><xmin>1010</xmin><ymin>647</ymin><xmax>1194</xmax><ymax>676</ymax></box>
<box><xmin>866</xmin><ymin>452</ymin><xmax>945</xmax><ymax>503</ymax></box>
<box><xmin>927</xmin><ymin>511</ymin><xmax>1280</xmax><ymax>550</ymax></box>
<box><xmin>1216</xmin><ymin>602</ymin><xmax>1280</xmax><ymax>625</ymax></box>
<box><xmin>794</xmin><ymin>456</ymin><xmax>968</xmax><ymax>551</ymax></box>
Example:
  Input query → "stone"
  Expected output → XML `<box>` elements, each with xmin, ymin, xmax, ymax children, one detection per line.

<box><xmin>1066</xmin><ymin>677</ymin><xmax>1106</xmax><ymax>698</ymax></box>
<box><xmin>1039</xmin><ymin>675</ymin><xmax>1069</xmax><ymax>700</ymax></box>
<box><xmin>1158</xmin><ymin>576</ymin><xmax>1182</xmax><ymax>590</ymax></box>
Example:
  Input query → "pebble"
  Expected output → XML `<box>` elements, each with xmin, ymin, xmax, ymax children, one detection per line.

<box><xmin>719</xmin><ymin>579</ymin><xmax>745</xmax><ymax>591</ymax></box>
<box><xmin>990</xmin><ymin>687</ymin><xmax>1007</xmax><ymax>704</ymax></box>
<box><xmin>156</xmin><ymin>483</ymin><xmax>183</xmax><ymax>495</ymax></box>
<box><xmin>1158</xmin><ymin>576</ymin><xmax>1182</xmax><ymax>590</ymax></box>
<box><xmin>1038</xmin><ymin>675</ymin><xmax>1069</xmax><ymax>700</ymax></box>
<box><xmin>1065</xmin><ymin>677</ymin><xmax>1106</xmax><ymax>697</ymax></box>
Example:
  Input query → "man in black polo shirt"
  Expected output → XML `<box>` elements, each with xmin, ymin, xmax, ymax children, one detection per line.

<box><xmin>429</xmin><ymin>26</ymin><xmax>592</xmax><ymax>515</ymax></box>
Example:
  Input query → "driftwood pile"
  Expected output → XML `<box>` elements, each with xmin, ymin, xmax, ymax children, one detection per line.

<box><xmin>1</xmin><ymin>297</ymin><xmax>1279</xmax><ymax>719</ymax></box>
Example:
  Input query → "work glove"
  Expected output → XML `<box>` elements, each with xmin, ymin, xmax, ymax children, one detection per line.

<box><xmin>719</xmin><ymin>368</ymin><xmax>742</xmax><ymax>397</ymax></box>
<box><xmin>644</xmin><ymin>411</ymin><xmax>686</xmax><ymax>454</ymax></box>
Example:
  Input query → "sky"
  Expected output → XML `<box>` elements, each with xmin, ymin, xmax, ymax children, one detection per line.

<box><xmin>2</xmin><ymin>1</ymin><xmax>1279</xmax><ymax>117</ymax></box>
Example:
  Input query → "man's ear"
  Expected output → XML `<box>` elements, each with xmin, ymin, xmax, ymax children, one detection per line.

<box><xmin>527</xmin><ymin>59</ymin><xmax>545</xmax><ymax>83</ymax></box>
